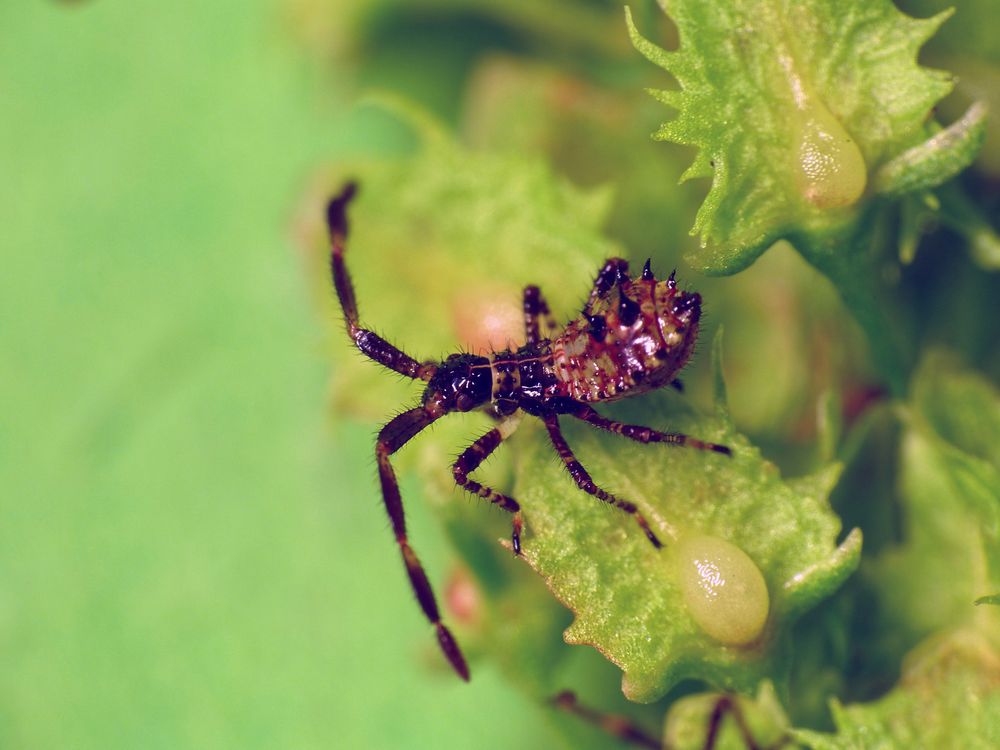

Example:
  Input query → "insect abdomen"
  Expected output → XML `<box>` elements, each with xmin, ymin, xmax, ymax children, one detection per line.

<box><xmin>551</xmin><ymin>277</ymin><xmax>693</xmax><ymax>402</ymax></box>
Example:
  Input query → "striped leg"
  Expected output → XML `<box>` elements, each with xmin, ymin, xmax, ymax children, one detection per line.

<box><xmin>551</xmin><ymin>691</ymin><xmax>662</xmax><ymax>749</ymax></box>
<box><xmin>523</xmin><ymin>285</ymin><xmax>557</xmax><ymax>346</ymax></box>
<box><xmin>327</xmin><ymin>183</ymin><xmax>437</xmax><ymax>382</ymax></box>
<box><xmin>702</xmin><ymin>694</ymin><xmax>791</xmax><ymax>750</ymax></box>
<box><xmin>452</xmin><ymin>418</ymin><xmax>524</xmax><ymax>554</ymax></box>
<box><xmin>541</xmin><ymin>413</ymin><xmax>662</xmax><ymax>548</ymax></box>
<box><xmin>376</xmin><ymin>406</ymin><xmax>470</xmax><ymax>681</ymax></box>
<box><xmin>569</xmin><ymin>402</ymin><xmax>731</xmax><ymax>456</ymax></box>
<box><xmin>553</xmin><ymin>691</ymin><xmax>782</xmax><ymax>750</ymax></box>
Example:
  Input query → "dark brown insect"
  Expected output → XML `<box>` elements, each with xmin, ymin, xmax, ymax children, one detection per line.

<box><xmin>326</xmin><ymin>182</ymin><xmax>730</xmax><ymax>681</ymax></box>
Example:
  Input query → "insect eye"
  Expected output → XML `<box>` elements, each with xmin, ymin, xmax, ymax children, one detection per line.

<box><xmin>455</xmin><ymin>394</ymin><xmax>475</xmax><ymax>412</ymax></box>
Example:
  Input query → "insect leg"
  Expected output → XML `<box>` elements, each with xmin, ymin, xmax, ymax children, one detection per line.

<box><xmin>541</xmin><ymin>413</ymin><xmax>662</xmax><ymax>548</ymax></box>
<box><xmin>551</xmin><ymin>691</ymin><xmax>662</xmax><ymax>749</ymax></box>
<box><xmin>326</xmin><ymin>183</ymin><xmax>437</xmax><ymax>382</ymax></box>
<box><xmin>453</xmin><ymin>417</ymin><xmax>524</xmax><ymax>553</ymax></box>
<box><xmin>569</xmin><ymin>402</ymin><xmax>732</xmax><ymax>455</ymax></box>
<box><xmin>551</xmin><ymin>690</ymin><xmax>782</xmax><ymax>750</ymax></box>
<box><xmin>376</xmin><ymin>406</ymin><xmax>470</xmax><ymax>681</ymax></box>
<box><xmin>584</xmin><ymin>257</ymin><xmax>630</xmax><ymax>315</ymax></box>
<box><xmin>523</xmin><ymin>285</ymin><xmax>558</xmax><ymax>346</ymax></box>
<box><xmin>702</xmin><ymin>694</ymin><xmax>789</xmax><ymax>750</ymax></box>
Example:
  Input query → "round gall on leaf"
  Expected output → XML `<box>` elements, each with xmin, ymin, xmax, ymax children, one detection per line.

<box><xmin>794</xmin><ymin>102</ymin><xmax>867</xmax><ymax>209</ymax></box>
<box><xmin>675</xmin><ymin>535</ymin><xmax>769</xmax><ymax>647</ymax></box>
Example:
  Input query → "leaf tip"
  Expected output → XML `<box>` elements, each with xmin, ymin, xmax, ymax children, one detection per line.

<box><xmin>624</xmin><ymin>4</ymin><xmax>672</xmax><ymax>71</ymax></box>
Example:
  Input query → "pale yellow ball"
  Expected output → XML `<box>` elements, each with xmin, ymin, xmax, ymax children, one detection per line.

<box><xmin>674</xmin><ymin>535</ymin><xmax>769</xmax><ymax>646</ymax></box>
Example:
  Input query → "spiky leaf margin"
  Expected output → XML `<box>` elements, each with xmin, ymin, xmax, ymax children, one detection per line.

<box><xmin>626</xmin><ymin>0</ymin><xmax>953</xmax><ymax>272</ymax></box>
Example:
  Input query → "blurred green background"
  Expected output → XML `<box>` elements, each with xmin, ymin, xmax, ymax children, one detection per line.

<box><xmin>0</xmin><ymin>2</ymin><xmax>572</xmax><ymax>747</ymax></box>
<box><xmin>5</xmin><ymin>1</ymin><xmax>998</xmax><ymax>748</ymax></box>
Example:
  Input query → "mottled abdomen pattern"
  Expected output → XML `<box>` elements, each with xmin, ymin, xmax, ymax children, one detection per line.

<box><xmin>551</xmin><ymin>273</ymin><xmax>700</xmax><ymax>403</ymax></box>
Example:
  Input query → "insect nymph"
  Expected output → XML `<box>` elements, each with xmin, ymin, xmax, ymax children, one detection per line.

<box><xmin>326</xmin><ymin>182</ymin><xmax>730</xmax><ymax>681</ymax></box>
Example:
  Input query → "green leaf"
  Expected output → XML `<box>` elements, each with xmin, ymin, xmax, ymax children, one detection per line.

<box><xmin>885</xmin><ymin>353</ymin><xmax>1000</xmax><ymax>614</ymax></box>
<box><xmin>873</xmin><ymin>100</ymin><xmax>989</xmax><ymax>196</ymax></box>
<box><xmin>626</xmin><ymin>0</ymin><xmax>953</xmax><ymax>271</ymax></box>
<box><xmin>936</xmin><ymin>182</ymin><xmax>1000</xmax><ymax>270</ymax></box>
<box><xmin>912</xmin><ymin>351</ymin><xmax>1000</xmax><ymax>473</ymax></box>
<box><xmin>846</xmin><ymin>352</ymin><xmax>1000</xmax><ymax>694</ymax></box>
<box><xmin>512</xmin><ymin>337</ymin><xmax>860</xmax><ymax>702</ymax></box>
<box><xmin>794</xmin><ymin>629</ymin><xmax>1000</xmax><ymax>749</ymax></box>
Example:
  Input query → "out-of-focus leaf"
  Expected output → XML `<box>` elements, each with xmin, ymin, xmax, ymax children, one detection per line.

<box><xmin>795</xmin><ymin>629</ymin><xmax>1000</xmax><ymax>749</ymax></box>
<box><xmin>842</xmin><ymin>352</ymin><xmax>1000</xmax><ymax>700</ymax></box>
<box><xmin>459</xmin><ymin>54</ymin><xmax>699</xmax><ymax>263</ymax></box>
<box><xmin>868</xmin><ymin>354</ymin><xmax>1000</xmax><ymax>634</ymax></box>
<box><xmin>287</xmin><ymin>0</ymin><xmax>628</xmax><ymax>64</ymax></box>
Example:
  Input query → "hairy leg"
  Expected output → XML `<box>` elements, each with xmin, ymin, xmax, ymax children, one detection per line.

<box><xmin>569</xmin><ymin>402</ymin><xmax>731</xmax><ymax>455</ymax></box>
<box><xmin>701</xmin><ymin>694</ymin><xmax>791</xmax><ymax>750</ymax></box>
<box><xmin>376</xmin><ymin>406</ymin><xmax>469</xmax><ymax>680</ymax></box>
<box><xmin>552</xmin><ymin>691</ymin><xmax>787</xmax><ymax>750</ymax></box>
<box><xmin>452</xmin><ymin>416</ymin><xmax>524</xmax><ymax>553</ymax></box>
<box><xmin>326</xmin><ymin>183</ymin><xmax>437</xmax><ymax>381</ymax></box>
<box><xmin>551</xmin><ymin>691</ymin><xmax>662</xmax><ymax>750</ymax></box>
<box><xmin>541</xmin><ymin>412</ymin><xmax>662</xmax><ymax>548</ymax></box>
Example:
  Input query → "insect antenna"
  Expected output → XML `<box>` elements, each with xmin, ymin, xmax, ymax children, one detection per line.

<box><xmin>326</xmin><ymin>183</ymin><xmax>437</xmax><ymax>382</ymax></box>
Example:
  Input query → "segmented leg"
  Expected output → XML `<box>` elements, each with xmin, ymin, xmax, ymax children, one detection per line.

<box><xmin>701</xmin><ymin>694</ymin><xmax>790</xmax><ymax>750</ymax></box>
<box><xmin>569</xmin><ymin>402</ymin><xmax>731</xmax><ymax>455</ymax></box>
<box><xmin>452</xmin><ymin>417</ymin><xmax>524</xmax><ymax>553</ymax></box>
<box><xmin>551</xmin><ymin>691</ymin><xmax>661</xmax><ymax>749</ymax></box>
<box><xmin>375</xmin><ymin>406</ymin><xmax>470</xmax><ymax>681</ymax></box>
<box><xmin>541</xmin><ymin>413</ymin><xmax>662</xmax><ymax>548</ymax></box>
<box><xmin>523</xmin><ymin>285</ymin><xmax>558</xmax><ymax>346</ymax></box>
<box><xmin>553</xmin><ymin>691</ymin><xmax>786</xmax><ymax>750</ymax></box>
<box><xmin>703</xmin><ymin>696</ymin><xmax>746</xmax><ymax>750</ymax></box>
<box><xmin>584</xmin><ymin>257</ymin><xmax>630</xmax><ymax>315</ymax></box>
<box><xmin>326</xmin><ymin>183</ymin><xmax>437</xmax><ymax>381</ymax></box>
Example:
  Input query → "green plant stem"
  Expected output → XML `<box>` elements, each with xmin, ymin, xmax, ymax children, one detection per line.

<box><xmin>792</xmin><ymin>210</ymin><xmax>910</xmax><ymax>397</ymax></box>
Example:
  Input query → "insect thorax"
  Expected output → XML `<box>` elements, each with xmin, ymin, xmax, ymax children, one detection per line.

<box><xmin>423</xmin><ymin>353</ymin><xmax>492</xmax><ymax>414</ymax></box>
